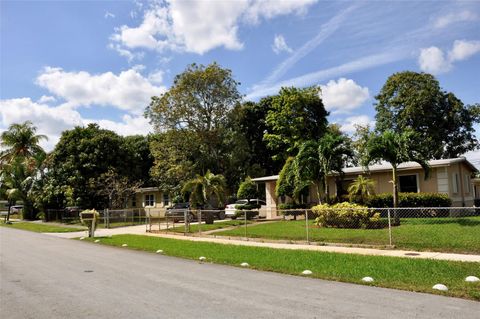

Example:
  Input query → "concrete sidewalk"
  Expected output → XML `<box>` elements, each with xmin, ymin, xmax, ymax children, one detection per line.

<box><xmin>44</xmin><ymin>224</ymin><xmax>480</xmax><ymax>263</ymax></box>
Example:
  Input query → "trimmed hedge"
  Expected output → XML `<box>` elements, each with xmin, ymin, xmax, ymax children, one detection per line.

<box><xmin>365</xmin><ymin>193</ymin><xmax>452</xmax><ymax>208</ymax></box>
<box><xmin>234</xmin><ymin>203</ymin><xmax>261</xmax><ymax>220</ymax></box>
<box><xmin>278</xmin><ymin>203</ymin><xmax>308</xmax><ymax>219</ymax></box>
<box><xmin>312</xmin><ymin>202</ymin><xmax>384</xmax><ymax>229</ymax></box>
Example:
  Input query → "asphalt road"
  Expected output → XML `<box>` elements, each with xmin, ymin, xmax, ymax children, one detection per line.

<box><xmin>1</xmin><ymin>228</ymin><xmax>479</xmax><ymax>319</ymax></box>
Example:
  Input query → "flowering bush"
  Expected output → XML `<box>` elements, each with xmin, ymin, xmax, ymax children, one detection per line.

<box><xmin>312</xmin><ymin>202</ymin><xmax>383</xmax><ymax>229</ymax></box>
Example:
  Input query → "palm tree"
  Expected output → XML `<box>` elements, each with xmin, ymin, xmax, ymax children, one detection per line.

<box><xmin>181</xmin><ymin>170</ymin><xmax>226</xmax><ymax>208</ymax></box>
<box><xmin>294</xmin><ymin>131</ymin><xmax>354</xmax><ymax>204</ymax></box>
<box><xmin>0</xmin><ymin>121</ymin><xmax>47</xmax><ymax>165</ymax></box>
<box><xmin>348</xmin><ymin>175</ymin><xmax>376</xmax><ymax>203</ymax></box>
<box><xmin>0</xmin><ymin>122</ymin><xmax>47</xmax><ymax>220</ymax></box>
<box><xmin>362</xmin><ymin>130</ymin><xmax>429</xmax><ymax>221</ymax></box>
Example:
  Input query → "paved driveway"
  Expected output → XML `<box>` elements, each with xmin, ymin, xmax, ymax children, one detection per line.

<box><xmin>1</xmin><ymin>227</ymin><xmax>479</xmax><ymax>319</ymax></box>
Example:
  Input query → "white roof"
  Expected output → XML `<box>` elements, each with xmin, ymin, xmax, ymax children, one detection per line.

<box><xmin>343</xmin><ymin>157</ymin><xmax>477</xmax><ymax>175</ymax></box>
<box><xmin>251</xmin><ymin>157</ymin><xmax>477</xmax><ymax>182</ymax></box>
<box><xmin>135</xmin><ymin>187</ymin><xmax>161</xmax><ymax>193</ymax></box>
<box><xmin>251</xmin><ymin>175</ymin><xmax>279</xmax><ymax>182</ymax></box>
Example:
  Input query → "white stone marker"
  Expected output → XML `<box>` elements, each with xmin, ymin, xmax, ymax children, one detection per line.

<box><xmin>240</xmin><ymin>262</ymin><xmax>250</xmax><ymax>267</ymax></box>
<box><xmin>122</xmin><ymin>244</ymin><xmax>128</xmax><ymax>247</ymax></box>
<box><xmin>302</xmin><ymin>270</ymin><xmax>313</xmax><ymax>275</ymax></box>
<box><xmin>465</xmin><ymin>276</ymin><xmax>479</xmax><ymax>282</ymax></box>
<box><xmin>94</xmin><ymin>239</ymin><xmax>100</xmax><ymax>243</ymax></box>
<box><xmin>362</xmin><ymin>277</ymin><xmax>374</xmax><ymax>283</ymax></box>
<box><xmin>79</xmin><ymin>237</ymin><xmax>85</xmax><ymax>240</ymax></box>
<box><xmin>156</xmin><ymin>249</ymin><xmax>164</xmax><ymax>254</ymax></box>
<box><xmin>432</xmin><ymin>284</ymin><xmax>448</xmax><ymax>291</ymax></box>
<box><xmin>199</xmin><ymin>256</ymin><xmax>206</xmax><ymax>261</ymax></box>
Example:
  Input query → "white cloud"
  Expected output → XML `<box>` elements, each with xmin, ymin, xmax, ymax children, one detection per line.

<box><xmin>449</xmin><ymin>39</ymin><xmax>480</xmax><ymax>61</ymax></box>
<box><xmin>37</xmin><ymin>95</ymin><xmax>56</xmax><ymax>104</ymax></box>
<box><xmin>338</xmin><ymin>115</ymin><xmax>375</xmax><ymax>134</ymax></box>
<box><xmin>0</xmin><ymin>98</ymin><xmax>83</xmax><ymax>151</ymax></box>
<box><xmin>433</xmin><ymin>10</ymin><xmax>477</xmax><ymax>29</ymax></box>
<box><xmin>35</xmin><ymin>66</ymin><xmax>165</xmax><ymax>114</ymax></box>
<box><xmin>320</xmin><ymin>78</ymin><xmax>369</xmax><ymax>113</ymax></box>
<box><xmin>243</xmin><ymin>0</ymin><xmax>317</xmax><ymax>24</ymax></box>
<box><xmin>104</xmin><ymin>11</ymin><xmax>115</xmax><ymax>19</ymax></box>
<box><xmin>418</xmin><ymin>40</ymin><xmax>480</xmax><ymax>74</ymax></box>
<box><xmin>111</xmin><ymin>0</ymin><xmax>317</xmax><ymax>56</ymax></box>
<box><xmin>148</xmin><ymin>69</ymin><xmax>164</xmax><ymax>84</ymax></box>
<box><xmin>418</xmin><ymin>46</ymin><xmax>451</xmax><ymax>74</ymax></box>
<box><xmin>0</xmin><ymin>98</ymin><xmax>153</xmax><ymax>152</ymax></box>
<box><xmin>272</xmin><ymin>34</ymin><xmax>293</xmax><ymax>54</ymax></box>
<box><xmin>88</xmin><ymin>114</ymin><xmax>153</xmax><ymax>137</ymax></box>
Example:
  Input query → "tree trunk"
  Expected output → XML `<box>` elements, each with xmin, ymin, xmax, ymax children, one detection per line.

<box><xmin>324</xmin><ymin>177</ymin><xmax>329</xmax><ymax>204</ymax></box>
<box><xmin>392</xmin><ymin>166</ymin><xmax>399</xmax><ymax>225</ymax></box>
<box><xmin>316</xmin><ymin>182</ymin><xmax>322</xmax><ymax>204</ymax></box>
<box><xmin>6</xmin><ymin>201</ymin><xmax>12</xmax><ymax>223</ymax></box>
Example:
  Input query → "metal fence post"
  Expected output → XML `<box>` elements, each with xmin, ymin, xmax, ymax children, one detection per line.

<box><xmin>305</xmin><ymin>209</ymin><xmax>309</xmax><ymax>243</ymax></box>
<box><xmin>184</xmin><ymin>209</ymin><xmax>188</xmax><ymax>235</ymax></box>
<box><xmin>387</xmin><ymin>208</ymin><xmax>392</xmax><ymax>246</ymax></box>
<box><xmin>198</xmin><ymin>210</ymin><xmax>202</xmax><ymax>235</ymax></box>
<box><xmin>244</xmin><ymin>210</ymin><xmax>247</xmax><ymax>239</ymax></box>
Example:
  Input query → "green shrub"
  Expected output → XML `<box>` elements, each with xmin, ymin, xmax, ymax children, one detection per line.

<box><xmin>234</xmin><ymin>203</ymin><xmax>260</xmax><ymax>220</ymax></box>
<box><xmin>365</xmin><ymin>193</ymin><xmax>451</xmax><ymax>208</ymax></box>
<box><xmin>312</xmin><ymin>202</ymin><xmax>384</xmax><ymax>229</ymax></box>
<box><xmin>237</xmin><ymin>177</ymin><xmax>259</xmax><ymax>200</ymax></box>
<box><xmin>278</xmin><ymin>203</ymin><xmax>308</xmax><ymax>219</ymax></box>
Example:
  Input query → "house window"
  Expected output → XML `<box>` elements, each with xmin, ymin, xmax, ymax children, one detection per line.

<box><xmin>131</xmin><ymin>196</ymin><xmax>137</xmax><ymax>208</ymax></box>
<box><xmin>399</xmin><ymin>175</ymin><xmax>418</xmax><ymax>193</ymax></box>
<box><xmin>163</xmin><ymin>193</ymin><xmax>169</xmax><ymax>206</ymax></box>
<box><xmin>452</xmin><ymin>173</ymin><xmax>459</xmax><ymax>193</ymax></box>
<box><xmin>465</xmin><ymin>174</ymin><xmax>471</xmax><ymax>193</ymax></box>
<box><xmin>144</xmin><ymin>194</ymin><xmax>155</xmax><ymax>207</ymax></box>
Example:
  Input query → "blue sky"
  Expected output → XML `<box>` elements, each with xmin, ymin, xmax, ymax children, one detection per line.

<box><xmin>1</xmin><ymin>0</ymin><xmax>480</xmax><ymax>161</ymax></box>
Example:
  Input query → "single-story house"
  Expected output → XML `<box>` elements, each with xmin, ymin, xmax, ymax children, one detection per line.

<box><xmin>253</xmin><ymin>157</ymin><xmax>477</xmax><ymax>219</ymax></box>
<box><xmin>126</xmin><ymin>187</ymin><xmax>170</xmax><ymax>216</ymax></box>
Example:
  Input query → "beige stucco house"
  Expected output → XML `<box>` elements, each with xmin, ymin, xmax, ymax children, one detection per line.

<box><xmin>126</xmin><ymin>187</ymin><xmax>170</xmax><ymax>216</ymax></box>
<box><xmin>253</xmin><ymin>157</ymin><xmax>477</xmax><ymax>219</ymax></box>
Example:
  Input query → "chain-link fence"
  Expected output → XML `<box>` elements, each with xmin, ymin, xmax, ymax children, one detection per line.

<box><xmin>45</xmin><ymin>208</ymin><xmax>152</xmax><ymax>229</ymax></box>
<box><xmin>147</xmin><ymin>206</ymin><xmax>479</xmax><ymax>254</ymax></box>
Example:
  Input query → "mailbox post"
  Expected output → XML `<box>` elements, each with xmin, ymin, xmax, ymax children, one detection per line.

<box><xmin>80</xmin><ymin>209</ymin><xmax>99</xmax><ymax>238</ymax></box>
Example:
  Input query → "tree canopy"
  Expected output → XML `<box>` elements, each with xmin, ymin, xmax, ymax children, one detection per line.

<box><xmin>375</xmin><ymin>71</ymin><xmax>479</xmax><ymax>159</ymax></box>
<box><xmin>264</xmin><ymin>86</ymin><xmax>329</xmax><ymax>162</ymax></box>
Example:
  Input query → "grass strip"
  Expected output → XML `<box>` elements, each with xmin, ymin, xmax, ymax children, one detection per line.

<box><xmin>215</xmin><ymin>217</ymin><xmax>480</xmax><ymax>254</ymax></box>
<box><xmin>84</xmin><ymin>234</ymin><xmax>480</xmax><ymax>301</ymax></box>
<box><xmin>168</xmin><ymin>220</ymin><xmax>252</xmax><ymax>233</ymax></box>
<box><xmin>0</xmin><ymin>222</ymin><xmax>86</xmax><ymax>233</ymax></box>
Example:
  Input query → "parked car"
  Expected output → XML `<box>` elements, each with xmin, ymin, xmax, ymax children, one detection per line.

<box><xmin>166</xmin><ymin>202</ymin><xmax>225</xmax><ymax>223</ymax></box>
<box><xmin>225</xmin><ymin>199</ymin><xmax>266</xmax><ymax>219</ymax></box>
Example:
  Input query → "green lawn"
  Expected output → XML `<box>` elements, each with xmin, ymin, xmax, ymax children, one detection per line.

<box><xmin>168</xmin><ymin>220</ymin><xmax>251</xmax><ymax>233</ymax></box>
<box><xmin>214</xmin><ymin>217</ymin><xmax>480</xmax><ymax>254</ymax></box>
<box><xmin>84</xmin><ymin>234</ymin><xmax>480</xmax><ymax>300</ymax></box>
<box><xmin>0</xmin><ymin>221</ymin><xmax>86</xmax><ymax>233</ymax></box>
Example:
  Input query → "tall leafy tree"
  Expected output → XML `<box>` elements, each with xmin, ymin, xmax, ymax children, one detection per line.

<box><xmin>149</xmin><ymin>130</ymin><xmax>199</xmax><ymax>197</ymax></box>
<box><xmin>146</xmin><ymin>63</ymin><xmax>241</xmax><ymax>176</ymax></box>
<box><xmin>375</xmin><ymin>71</ymin><xmax>480</xmax><ymax>159</ymax></box>
<box><xmin>264</xmin><ymin>86</ymin><xmax>329</xmax><ymax>163</ymax></box>
<box><xmin>361</xmin><ymin>129</ymin><xmax>429</xmax><ymax>220</ymax></box>
<box><xmin>42</xmin><ymin>124</ymin><xmax>139</xmax><ymax>209</ymax></box>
